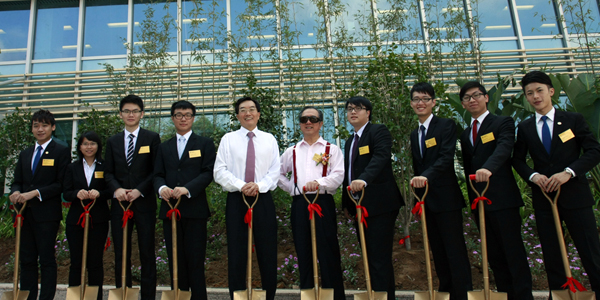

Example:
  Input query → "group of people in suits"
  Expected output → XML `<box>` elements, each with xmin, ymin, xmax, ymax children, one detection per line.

<box><xmin>7</xmin><ymin>69</ymin><xmax>600</xmax><ymax>300</ymax></box>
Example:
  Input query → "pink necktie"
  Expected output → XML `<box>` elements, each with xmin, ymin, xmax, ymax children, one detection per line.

<box><xmin>245</xmin><ymin>132</ymin><xmax>255</xmax><ymax>182</ymax></box>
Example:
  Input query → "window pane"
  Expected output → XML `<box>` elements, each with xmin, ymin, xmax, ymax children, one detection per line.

<box><xmin>182</xmin><ymin>0</ymin><xmax>227</xmax><ymax>52</ymax></box>
<box><xmin>32</xmin><ymin>61</ymin><xmax>76</xmax><ymax>73</ymax></box>
<box><xmin>0</xmin><ymin>1</ymin><xmax>30</xmax><ymax>62</ymax></box>
<box><xmin>84</xmin><ymin>0</ymin><xmax>128</xmax><ymax>56</ymax></box>
<box><xmin>0</xmin><ymin>64</ymin><xmax>26</xmax><ymax>75</ymax></box>
<box><xmin>376</xmin><ymin>0</ymin><xmax>423</xmax><ymax>49</ymax></box>
<box><xmin>523</xmin><ymin>38</ymin><xmax>564</xmax><ymax>49</ymax></box>
<box><xmin>562</xmin><ymin>0</ymin><xmax>600</xmax><ymax>34</ymax></box>
<box><xmin>230</xmin><ymin>0</ymin><xmax>278</xmax><ymax>49</ymax></box>
<box><xmin>133</xmin><ymin>0</ymin><xmax>178</xmax><ymax>53</ymax></box>
<box><xmin>279</xmin><ymin>0</ymin><xmax>319</xmax><ymax>45</ymax></box>
<box><xmin>34</xmin><ymin>0</ymin><xmax>79</xmax><ymax>59</ymax></box>
<box><xmin>329</xmin><ymin>0</ymin><xmax>372</xmax><ymax>43</ymax></box>
<box><xmin>81</xmin><ymin>58</ymin><xmax>127</xmax><ymax>70</ymax></box>
<box><xmin>472</xmin><ymin>0</ymin><xmax>516</xmax><ymax>38</ymax></box>
<box><xmin>515</xmin><ymin>0</ymin><xmax>560</xmax><ymax>36</ymax></box>
<box><xmin>423</xmin><ymin>0</ymin><xmax>470</xmax><ymax>40</ymax></box>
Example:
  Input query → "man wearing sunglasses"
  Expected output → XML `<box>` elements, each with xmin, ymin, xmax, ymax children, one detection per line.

<box><xmin>278</xmin><ymin>106</ymin><xmax>345</xmax><ymax>300</ymax></box>
<box><xmin>341</xmin><ymin>96</ymin><xmax>403</xmax><ymax>300</ymax></box>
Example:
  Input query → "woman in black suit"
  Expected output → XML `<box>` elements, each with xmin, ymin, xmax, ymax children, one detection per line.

<box><xmin>63</xmin><ymin>131</ymin><xmax>111</xmax><ymax>300</ymax></box>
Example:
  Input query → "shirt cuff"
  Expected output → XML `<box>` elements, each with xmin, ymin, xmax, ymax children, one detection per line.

<box><xmin>565</xmin><ymin>167</ymin><xmax>576</xmax><ymax>177</ymax></box>
<box><xmin>158</xmin><ymin>185</ymin><xmax>168</xmax><ymax>198</ymax></box>
<box><xmin>36</xmin><ymin>189</ymin><xmax>42</xmax><ymax>202</ymax></box>
<box><xmin>528</xmin><ymin>172</ymin><xmax>539</xmax><ymax>182</ymax></box>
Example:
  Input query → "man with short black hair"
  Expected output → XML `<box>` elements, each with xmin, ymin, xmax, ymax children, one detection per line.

<box><xmin>214</xmin><ymin>96</ymin><xmax>280</xmax><ymax>300</ymax></box>
<box><xmin>513</xmin><ymin>70</ymin><xmax>600</xmax><ymax>298</ymax></box>
<box><xmin>459</xmin><ymin>81</ymin><xmax>533</xmax><ymax>300</ymax></box>
<box><xmin>341</xmin><ymin>96</ymin><xmax>403</xmax><ymax>300</ymax></box>
<box><xmin>10</xmin><ymin>109</ymin><xmax>71</xmax><ymax>300</ymax></box>
<box><xmin>409</xmin><ymin>82</ymin><xmax>472</xmax><ymax>300</ymax></box>
<box><xmin>105</xmin><ymin>94</ymin><xmax>161</xmax><ymax>300</ymax></box>
<box><xmin>279</xmin><ymin>106</ymin><xmax>345</xmax><ymax>300</ymax></box>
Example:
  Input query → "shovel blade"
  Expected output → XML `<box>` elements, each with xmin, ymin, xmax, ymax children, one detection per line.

<box><xmin>354</xmin><ymin>291</ymin><xmax>388</xmax><ymax>300</ymax></box>
<box><xmin>66</xmin><ymin>285</ymin><xmax>100</xmax><ymax>300</ymax></box>
<box><xmin>467</xmin><ymin>290</ymin><xmax>507</xmax><ymax>300</ymax></box>
<box><xmin>300</xmin><ymin>288</ymin><xmax>317</xmax><ymax>300</ymax></box>
<box><xmin>552</xmin><ymin>289</ymin><xmax>596</xmax><ymax>300</ymax></box>
<box><xmin>319</xmin><ymin>288</ymin><xmax>334</xmax><ymax>300</ymax></box>
<box><xmin>233</xmin><ymin>289</ymin><xmax>266</xmax><ymax>300</ymax></box>
<box><xmin>414</xmin><ymin>290</ymin><xmax>450</xmax><ymax>300</ymax></box>
<box><xmin>161</xmin><ymin>289</ymin><xmax>192</xmax><ymax>300</ymax></box>
<box><xmin>1</xmin><ymin>290</ymin><xmax>30</xmax><ymax>300</ymax></box>
<box><xmin>108</xmin><ymin>287</ymin><xmax>140</xmax><ymax>300</ymax></box>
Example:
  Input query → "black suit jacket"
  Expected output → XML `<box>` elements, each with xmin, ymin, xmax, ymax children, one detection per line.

<box><xmin>460</xmin><ymin>113</ymin><xmax>523</xmax><ymax>211</ymax></box>
<box><xmin>512</xmin><ymin>110</ymin><xmax>600</xmax><ymax>210</ymax></box>
<box><xmin>63</xmin><ymin>160</ymin><xmax>112</xmax><ymax>225</ymax></box>
<box><xmin>410</xmin><ymin>115</ymin><xmax>465</xmax><ymax>212</ymax></box>
<box><xmin>153</xmin><ymin>132</ymin><xmax>216</xmax><ymax>220</ymax></box>
<box><xmin>10</xmin><ymin>140</ymin><xmax>71</xmax><ymax>222</ymax></box>
<box><xmin>104</xmin><ymin>128</ymin><xmax>161</xmax><ymax>213</ymax></box>
<box><xmin>341</xmin><ymin>123</ymin><xmax>404</xmax><ymax>217</ymax></box>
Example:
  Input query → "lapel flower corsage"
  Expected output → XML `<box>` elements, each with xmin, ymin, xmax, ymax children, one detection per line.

<box><xmin>315</xmin><ymin>153</ymin><xmax>331</xmax><ymax>166</ymax></box>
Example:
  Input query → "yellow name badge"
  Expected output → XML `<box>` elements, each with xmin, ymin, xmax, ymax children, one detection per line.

<box><xmin>189</xmin><ymin>150</ymin><xmax>201</xmax><ymax>158</ymax></box>
<box><xmin>94</xmin><ymin>171</ymin><xmax>104</xmax><ymax>178</ymax></box>
<box><xmin>359</xmin><ymin>145</ymin><xmax>370</xmax><ymax>155</ymax></box>
<box><xmin>42</xmin><ymin>159</ymin><xmax>54</xmax><ymax>166</ymax></box>
<box><xmin>481</xmin><ymin>132</ymin><xmax>495</xmax><ymax>144</ymax></box>
<box><xmin>139</xmin><ymin>146</ymin><xmax>150</xmax><ymax>154</ymax></box>
<box><xmin>425</xmin><ymin>138</ymin><xmax>437</xmax><ymax>148</ymax></box>
<box><xmin>559</xmin><ymin>129</ymin><xmax>575</xmax><ymax>143</ymax></box>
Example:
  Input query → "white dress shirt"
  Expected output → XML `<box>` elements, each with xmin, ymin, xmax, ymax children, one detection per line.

<box><xmin>279</xmin><ymin>136</ymin><xmax>344</xmax><ymax>196</ymax></box>
<box><xmin>32</xmin><ymin>139</ymin><xmax>52</xmax><ymax>170</ymax></box>
<box><xmin>418</xmin><ymin>114</ymin><xmax>434</xmax><ymax>155</ymax></box>
<box><xmin>535</xmin><ymin>107</ymin><xmax>555</xmax><ymax>141</ymax></box>
<box><xmin>83</xmin><ymin>159</ymin><xmax>97</xmax><ymax>186</ymax></box>
<box><xmin>470</xmin><ymin>110</ymin><xmax>490</xmax><ymax>145</ymax></box>
<box><xmin>123</xmin><ymin>127</ymin><xmax>141</xmax><ymax>154</ymax></box>
<box><xmin>214</xmin><ymin>127</ymin><xmax>280</xmax><ymax>193</ymax></box>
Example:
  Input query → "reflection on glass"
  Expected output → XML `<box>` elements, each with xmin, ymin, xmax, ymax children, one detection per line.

<box><xmin>133</xmin><ymin>0</ymin><xmax>177</xmax><ymax>53</ymax></box>
<box><xmin>32</xmin><ymin>61</ymin><xmax>76</xmax><ymax>73</ymax></box>
<box><xmin>523</xmin><ymin>38</ymin><xmax>564</xmax><ymax>49</ymax></box>
<box><xmin>84</xmin><ymin>0</ymin><xmax>128</xmax><ymax>57</ymax></box>
<box><xmin>230</xmin><ymin>0</ymin><xmax>277</xmax><ymax>49</ymax></box>
<box><xmin>0</xmin><ymin>64</ymin><xmax>26</xmax><ymax>75</ymax></box>
<box><xmin>182</xmin><ymin>0</ymin><xmax>227</xmax><ymax>52</ymax></box>
<box><xmin>423</xmin><ymin>0</ymin><xmax>470</xmax><ymax>40</ymax></box>
<box><xmin>329</xmin><ymin>0</ymin><xmax>372</xmax><ymax>43</ymax></box>
<box><xmin>279</xmin><ymin>0</ymin><xmax>319</xmax><ymax>45</ymax></box>
<box><xmin>81</xmin><ymin>58</ymin><xmax>127</xmax><ymax>70</ymax></box>
<box><xmin>515</xmin><ymin>0</ymin><xmax>560</xmax><ymax>36</ymax></box>
<box><xmin>34</xmin><ymin>0</ymin><xmax>79</xmax><ymax>59</ymax></box>
<box><xmin>480</xmin><ymin>40</ymin><xmax>518</xmax><ymax>51</ymax></box>
<box><xmin>376</xmin><ymin>0</ymin><xmax>422</xmax><ymax>48</ymax></box>
<box><xmin>562</xmin><ymin>1</ymin><xmax>600</xmax><ymax>34</ymax></box>
<box><xmin>472</xmin><ymin>0</ymin><xmax>515</xmax><ymax>38</ymax></box>
<box><xmin>0</xmin><ymin>2</ymin><xmax>30</xmax><ymax>62</ymax></box>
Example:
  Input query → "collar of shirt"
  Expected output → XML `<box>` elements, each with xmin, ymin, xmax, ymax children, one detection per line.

<box><xmin>125</xmin><ymin>127</ymin><xmax>141</xmax><ymax>137</ymax></box>
<box><xmin>418</xmin><ymin>114</ymin><xmax>434</xmax><ymax>132</ymax></box>
<box><xmin>535</xmin><ymin>107</ymin><xmax>556</xmax><ymax>124</ymax></box>
<box><xmin>35</xmin><ymin>138</ymin><xmax>53</xmax><ymax>152</ymax></box>
<box><xmin>354</xmin><ymin>122</ymin><xmax>369</xmax><ymax>138</ymax></box>
<box><xmin>471</xmin><ymin>110</ymin><xmax>489</xmax><ymax>128</ymax></box>
<box><xmin>238</xmin><ymin>126</ymin><xmax>261</xmax><ymax>139</ymax></box>
<box><xmin>176</xmin><ymin>130</ymin><xmax>193</xmax><ymax>141</ymax></box>
<box><xmin>299</xmin><ymin>136</ymin><xmax>327</xmax><ymax>148</ymax></box>
<box><xmin>83</xmin><ymin>159</ymin><xmax>97</xmax><ymax>186</ymax></box>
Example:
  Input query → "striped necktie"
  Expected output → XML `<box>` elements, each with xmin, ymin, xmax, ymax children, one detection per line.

<box><xmin>127</xmin><ymin>133</ymin><xmax>135</xmax><ymax>166</ymax></box>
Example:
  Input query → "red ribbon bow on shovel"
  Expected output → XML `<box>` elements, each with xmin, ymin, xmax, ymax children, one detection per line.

<box><xmin>307</xmin><ymin>203</ymin><xmax>323</xmax><ymax>219</ymax></box>
<box><xmin>411</xmin><ymin>201</ymin><xmax>424</xmax><ymax>216</ymax></box>
<box><xmin>122</xmin><ymin>209</ymin><xmax>134</xmax><ymax>228</ymax></box>
<box><xmin>167</xmin><ymin>208</ymin><xmax>181</xmax><ymax>221</ymax></box>
<box><xmin>471</xmin><ymin>196</ymin><xmax>492</xmax><ymax>210</ymax></box>
<box><xmin>562</xmin><ymin>277</ymin><xmax>587</xmax><ymax>293</ymax></box>
<box><xmin>77</xmin><ymin>202</ymin><xmax>94</xmax><ymax>228</ymax></box>
<box><xmin>356</xmin><ymin>205</ymin><xmax>369</xmax><ymax>228</ymax></box>
<box><xmin>244</xmin><ymin>208</ymin><xmax>253</xmax><ymax>228</ymax></box>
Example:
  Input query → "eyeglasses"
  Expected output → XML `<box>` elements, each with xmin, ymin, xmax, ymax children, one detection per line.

<box><xmin>121</xmin><ymin>109</ymin><xmax>142</xmax><ymax>115</ymax></box>
<box><xmin>346</xmin><ymin>106</ymin><xmax>364</xmax><ymax>113</ymax></box>
<box><xmin>173</xmin><ymin>113</ymin><xmax>194</xmax><ymax>120</ymax></box>
<box><xmin>239</xmin><ymin>108</ymin><xmax>257</xmax><ymax>114</ymax></box>
<box><xmin>300</xmin><ymin>116</ymin><xmax>321</xmax><ymax>123</ymax></box>
<box><xmin>462</xmin><ymin>92</ymin><xmax>485</xmax><ymax>102</ymax></box>
<box><xmin>81</xmin><ymin>142</ymin><xmax>97</xmax><ymax>147</ymax></box>
<box><xmin>411</xmin><ymin>98</ymin><xmax>433</xmax><ymax>103</ymax></box>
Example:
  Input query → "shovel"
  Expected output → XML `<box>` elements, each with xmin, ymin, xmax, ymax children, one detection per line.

<box><xmin>410</xmin><ymin>182</ymin><xmax>450</xmax><ymax>300</ymax></box>
<box><xmin>161</xmin><ymin>197</ymin><xmax>192</xmax><ymax>300</ymax></box>
<box><xmin>66</xmin><ymin>199</ymin><xmax>100</xmax><ymax>300</ymax></box>
<box><xmin>345</xmin><ymin>186</ymin><xmax>387</xmax><ymax>300</ymax></box>
<box><xmin>542</xmin><ymin>187</ymin><xmax>596</xmax><ymax>300</ymax></box>
<box><xmin>0</xmin><ymin>202</ymin><xmax>29</xmax><ymax>300</ymax></box>
<box><xmin>466</xmin><ymin>175</ymin><xmax>507</xmax><ymax>300</ymax></box>
<box><xmin>108</xmin><ymin>201</ymin><xmax>140</xmax><ymax>300</ymax></box>
<box><xmin>299</xmin><ymin>187</ymin><xmax>334</xmax><ymax>300</ymax></box>
<box><xmin>233</xmin><ymin>194</ymin><xmax>267</xmax><ymax>300</ymax></box>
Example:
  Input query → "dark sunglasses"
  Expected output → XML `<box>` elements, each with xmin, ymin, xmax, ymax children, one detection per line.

<box><xmin>299</xmin><ymin>116</ymin><xmax>321</xmax><ymax>123</ymax></box>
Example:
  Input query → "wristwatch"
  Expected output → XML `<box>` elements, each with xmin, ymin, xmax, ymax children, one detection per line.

<box><xmin>564</xmin><ymin>168</ymin><xmax>575</xmax><ymax>178</ymax></box>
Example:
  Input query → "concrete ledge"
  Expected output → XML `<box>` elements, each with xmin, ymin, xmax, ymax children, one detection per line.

<box><xmin>0</xmin><ymin>284</ymin><xmax>551</xmax><ymax>299</ymax></box>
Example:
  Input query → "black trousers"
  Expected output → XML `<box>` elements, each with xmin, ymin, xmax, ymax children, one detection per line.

<box><xmin>472</xmin><ymin>207</ymin><xmax>533</xmax><ymax>300</ymax></box>
<box><xmin>291</xmin><ymin>194</ymin><xmax>345</xmax><ymax>300</ymax></box>
<box><xmin>226</xmin><ymin>191</ymin><xmax>277</xmax><ymax>300</ymax></box>
<box><xmin>535</xmin><ymin>206</ymin><xmax>600</xmax><ymax>299</ymax></box>
<box><xmin>66</xmin><ymin>222</ymin><xmax>109</xmax><ymax>300</ymax></box>
<box><xmin>111</xmin><ymin>205</ymin><xmax>157</xmax><ymax>300</ymax></box>
<box><xmin>352</xmin><ymin>209</ymin><xmax>398</xmax><ymax>300</ymax></box>
<box><xmin>426</xmin><ymin>207</ymin><xmax>472</xmax><ymax>300</ymax></box>
<box><xmin>18</xmin><ymin>208</ymin><xmax>60</xmax><ymax>300</ymax></box>
<box><xmin>162</xmin><ymin>217</ymin><xmax>208</xmax><ymax>300</ymax></box>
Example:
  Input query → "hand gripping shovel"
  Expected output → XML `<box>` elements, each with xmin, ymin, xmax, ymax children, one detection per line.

<box><xmin>345</xmin><ymin>187</ymin><xmax>387</xmax><ymax>300</ymax></box>
<box><xmin>0</xmin><ymin>203</ymin><xmax>29</xmax><ymax>300</ymax></box>
<box><xmin>233</xmin><ymin>194</ymin><xmax>267</xmax><ymax>300</ymax></box>
<box><xmin>410</xmin><ymin>182</ymin><xmax>450</xmax><ymax>300</ymax></box>
<box><xmin>66</xmin><ymin>199</ymin><xmax>100</xmax><ymax>300</ymax></box>
<box><xmin>542</xmin><ymin>187</ymin><xmax>595</xmax><ymax>300</ymax></box>
<box><xmin>161</xmin><ymin>197</ymin><xmax>192</xmax><ymax>300</ymax></box>
<box><xmin>108</xmin><ymin>202</ymin><xmax>139</xmax><ymax>300</ymax></box>
<box><xmin>299</xmin><ymin>187</ymin><xmax>334</xmax><ymax>300</ymax></box>
<box><xmin>466</xmin><ymin>175</ymin><xmax>507</xmax><ymax>300</ymax></box>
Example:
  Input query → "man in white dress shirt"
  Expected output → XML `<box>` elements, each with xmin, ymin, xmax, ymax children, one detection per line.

<box><xmin>214</xmin><ymin>96</ymin><xmax>280</xmax><ymax>300</ymax></box>
<box><xmin>278</xmin><ymin>106</ymin><xmax>345</xmax><ymax>300</ymax></box>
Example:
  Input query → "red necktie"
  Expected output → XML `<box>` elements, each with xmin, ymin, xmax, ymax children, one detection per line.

<box><xmin>472</xmin><ymin>120</ymin><xmax>478</xmax><ymax>146</ymax></box>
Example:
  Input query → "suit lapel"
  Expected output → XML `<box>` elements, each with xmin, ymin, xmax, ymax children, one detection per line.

<box><xmin>33</xmin><ymin>141</ymin><xmax>55</xmax><ymax>178</ymax></box>
<box><xmin>527</xmin><ymin>116</ymin><xmax>550</xmax><ymax>159</ymax></box>
<box><xmin>410</xmin><ymin>130</ymin><xmax>422</xmax><ymax>164</ymax></box>
<box><xmin>473</xmin><ymin>114</ymin><xmax>494</xmax><ymax>150</ymax></box>
<box><xmin>74</xmin><ymin>161</ymin><xmax>90</xmax><ymax>189</ymax></box>
<box><xmin>131</xmin><ymin>129</ymin><xmax>145</xmax><ymax>166</ymax></box>
<box><xmin>180</xmin><ymin>133</ymin><xmax>196</xmax><ymax>164</ymax></box>
<box><xmin>353</xmin><ymin>123</ymin><xmax>371</xmax><ymax>165</ymax></box>
<box><xmin>114</xmin><ymin>132</ymin><xmax>126</xmax><ymax>163</ymax></box>
<box><xmin>550</xmin><ymin>111</ymin><xmax>565</xmax><ymax>156</ymax></box>
<box><xmin>422</xmin><ymin>116</ymin><xmax>439</xmax><ymax>159</ymax></box>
